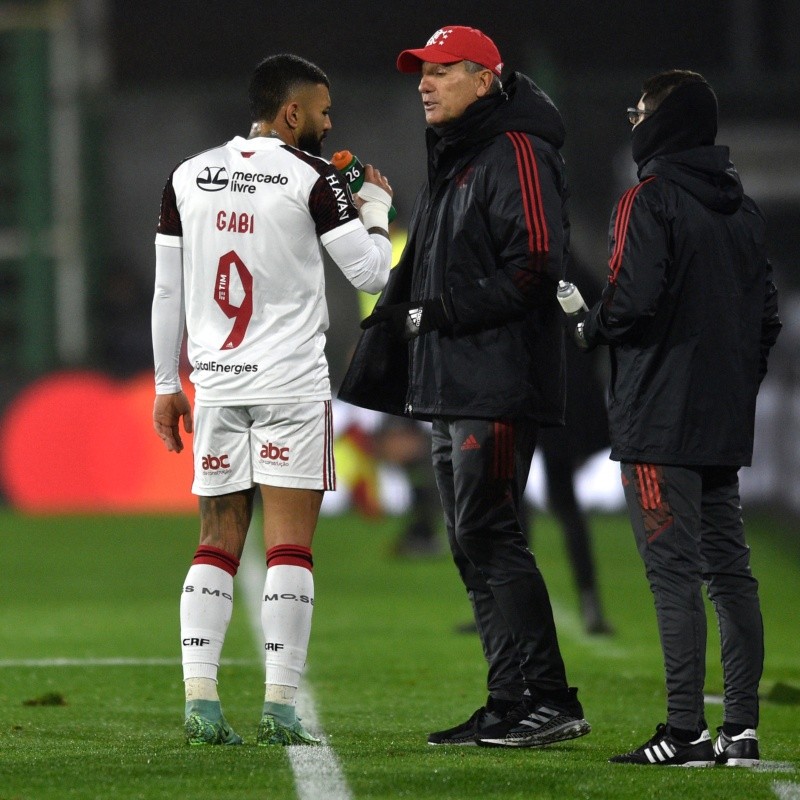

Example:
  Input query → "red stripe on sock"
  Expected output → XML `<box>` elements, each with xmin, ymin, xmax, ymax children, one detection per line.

<box><xmin>192</xmin><ymin>545</ymin><xmax>240</xmax><ymax>577</ymax></box>
<box><xmin>267</xmin><ymin>544</ymin><xmax>313</xmax><ymax>571</ymax></box>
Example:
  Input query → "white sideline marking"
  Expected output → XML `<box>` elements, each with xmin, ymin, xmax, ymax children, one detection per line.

<box><xmin>773</xmin><ymin>780</ymin><xmax>800</xmax><ymax>799</ymax></box>
<box><xmin>240</xmin><ymin>530</ymin><xmax>352</xmax><ymax>800</ymax></box>
<box><xmin>0</xmin><ymin>657</ymin><xmax>252</xmax><ymax>668</ymax></box>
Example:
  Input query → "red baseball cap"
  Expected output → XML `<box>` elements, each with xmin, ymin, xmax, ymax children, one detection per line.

<box><xmin>397</xmin><ymin>26</ymin><xmax>503</xmax><ymax>77</ymax></box>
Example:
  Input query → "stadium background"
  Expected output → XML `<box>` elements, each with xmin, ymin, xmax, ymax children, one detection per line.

<box><xmin>0</xmin><ymin>0</ymin><xmax>799</xmax><ymax>515</ymax></box>
<box><xmin>1</xmin><ymin>6</ymin><xmax>799</xmax><ymax>799</ymax></box>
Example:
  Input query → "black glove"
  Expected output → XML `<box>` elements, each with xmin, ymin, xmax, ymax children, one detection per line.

<box><xmin>360</xmin><ymin>296</ymin><xmax>451</xmax><ymax>341</ymax></box>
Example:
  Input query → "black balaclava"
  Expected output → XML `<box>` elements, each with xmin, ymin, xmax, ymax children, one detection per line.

<box><xmin>631</xmin><ymin>80</ymin><xmax>718</xmax><ymax>170</ymax></box>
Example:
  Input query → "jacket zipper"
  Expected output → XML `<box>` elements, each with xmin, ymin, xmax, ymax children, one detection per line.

<box><xmin>405</xmin><ymin>168</ymin><xmax>452</xmax><ymax>418</ymax></box>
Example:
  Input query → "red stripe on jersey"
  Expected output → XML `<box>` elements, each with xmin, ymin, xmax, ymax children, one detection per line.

<box><xmin>267</xmin><ymin>544</ymin><xmax>313</xmax><ymax>571</ymax></box>
<box><xmin>192</xmin><ymin>545</ymin><xmax>240</xmax><ymax>577</ymax></box>
<box><xmin>608</xmin><ymin>178</ymin><xmax>656</xmax><ymax>283</ymax></box>
<box><xmin>505</xmin><ymin>132</ymin><xmax>549</xmax><ymax>257</ymax></box>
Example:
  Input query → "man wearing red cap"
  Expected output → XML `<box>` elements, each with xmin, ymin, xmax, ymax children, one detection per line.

<box><xmin>340</xmin><ymin>26</ymin><xmax>590</xmax><ymax>748</ymax></box>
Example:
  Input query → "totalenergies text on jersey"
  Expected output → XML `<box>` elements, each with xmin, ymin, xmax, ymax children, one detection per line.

<box><xmin>194</xmin><ymin>360</ymin><xmax>259</xmax><ymax>375</ymax></box>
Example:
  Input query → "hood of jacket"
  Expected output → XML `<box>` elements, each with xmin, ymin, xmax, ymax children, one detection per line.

<box><xmin>427</xmin><ymin>70</ymin><xmax>566</xmax><ymax>159</ymax></box>
<box><xmin>632</xmin><ymin>79</ymin><xmax>718</xmax><ymax>170</ymax></box>
<box><xmin>641</xmin><ymin>145</ymin><xmax>744</xmax><ymax>214</ymax></box>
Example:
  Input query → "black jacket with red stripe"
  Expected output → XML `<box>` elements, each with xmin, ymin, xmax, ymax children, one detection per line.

<box><xmin>583</xmin><ymin>145</ymin><xmax>781</xmax><ymax>466</ymax></box>
<box><xmin>339</xmin><ymin>72</ymin><xmax>569</xmax><ymax>422</ymax></box>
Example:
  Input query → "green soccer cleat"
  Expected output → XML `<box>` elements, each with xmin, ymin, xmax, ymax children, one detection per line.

<box><xmin>184</xmin><ymin>699</ymin><xmax>243</xmax><ymax>746</ymax></box>
<box><xmin>256</xmin><ymin>702</ymin><xmax>320</xmax><ymax>746</ymax></box>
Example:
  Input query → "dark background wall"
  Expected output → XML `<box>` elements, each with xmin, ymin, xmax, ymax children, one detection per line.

<box><xmin>2</xmin><ymin>0</ymin><xmax>799</xmax><ymax>510</ymax></box>
<box><xmin>109</xmin><ymin>1</ymin><xmax>799</xmax><ymax>84</ymax></box>
<box><xmin>99</xmin><ymin>0</ymin><xmax>800</xmax><ymax>380</ymax></box>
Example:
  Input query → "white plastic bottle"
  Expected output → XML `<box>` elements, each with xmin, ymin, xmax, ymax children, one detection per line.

<box><xmin>556</xmin><ymin>280</ymin><xmax>589</xmax><ymax>350</ymax></box>
<box><xmin>556</xmin><ymin>280</ymin><xmax>588</xmax><ymax>315</ymax></box>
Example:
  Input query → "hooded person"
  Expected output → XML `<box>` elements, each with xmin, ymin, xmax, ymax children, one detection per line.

<box><xmin>340</xmin><ymin>26</ymin><xmax>591</xmax><ymax>749</ymax></box>
<box><xmin>632</xmin><ymin>78</ymin><xmax>743</xmax><ymax>214</ymax></box>
<box><xmin>579</xmin><ymin>70</ymin><xmax>781</xmax><ymax>767</ymax></box>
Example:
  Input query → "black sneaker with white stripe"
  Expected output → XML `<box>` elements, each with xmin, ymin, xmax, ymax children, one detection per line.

<box><xmin>713</xmin><ymin>727</ymin><xmax>759</xmax><ymax>767</ymax></box>
<box><xmin>609</xmin><ymin>723</ymin><xmax>715</xmax><ymax>767</ymax></box>
<box><xmin>475</xmin><ymin>691</ymin><xmax>591</xmax><ymax>748</ymax></box>
<box><xmin>427</xmin><ymin>705</ymin><xmax>505</xmax><ymax>745</ymax></box>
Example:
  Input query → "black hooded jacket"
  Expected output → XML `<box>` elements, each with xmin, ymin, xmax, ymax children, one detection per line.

<box><xmin>339</xmin><ymin>72</ymin><xmax>570</xmax><ymax>422</ymax></box>
<box><xmin>583</xmin><ymin>95</ymin><xmax>781</xmax><ymax>465</ymax></box>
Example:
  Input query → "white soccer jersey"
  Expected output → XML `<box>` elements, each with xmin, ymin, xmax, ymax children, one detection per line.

<box><xmin>154</xmin><ymin>135</ymin><xmax>389</xmax><ymax>406</ymax></box>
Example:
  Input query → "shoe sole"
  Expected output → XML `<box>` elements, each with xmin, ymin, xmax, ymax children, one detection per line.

<box><xmin>609</xmin><ymin>757</ymin><xmax>715</xmax><ymax>767</ymax></box>
<box><xmin>478</xmin><ymin>719</ymin><xmax>591</xmax><ymax>748</ymax></box>
<box><xmin>717</xmin><ymin>758</ymin><xmax>760</xmax><ymax>767</ymax></box>
<box><xmin>257</xmin><ymin>720</ymin><xmax>320</xmax><ymax>746</ymax></box>
<box><xmin>184</xmin><ymin>714</ymin><xmax>243</xmax><ymax>746</ymax></box>
<box><xmin>257</xmin><ymin>736</ymin><xmax>320</xmax><ymax>746</ymax></box>
<box><xmin>427</xmin><ymin>739</ymin><xmax>478</xmax><ymax>746</ymax></box>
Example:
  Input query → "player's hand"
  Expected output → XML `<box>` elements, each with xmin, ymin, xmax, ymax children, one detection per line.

<box><xmin>363</xmin><ymin>164</ymin><xmax>392</xmax><ymax>199</ymax></box>
<box><xmin>153</xmin><ymin>391</ymin><xmax>193</xmax><ymax>453</ymax></box>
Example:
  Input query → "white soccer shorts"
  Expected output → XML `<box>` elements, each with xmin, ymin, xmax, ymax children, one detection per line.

<box><xmin>191</xmin><ymin>400</ymin><xmax>335</xmax><ymax>495</ymax></box>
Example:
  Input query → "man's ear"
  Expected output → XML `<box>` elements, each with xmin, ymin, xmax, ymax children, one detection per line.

<box><xmin>284</xmin><ymin>101</ymin><xmax>300</xmax><ymax>130</ymax></box>
<box><xmin>475</xmin><ymin>69</ymin><xmax>493</xmax><ymax>98</ymax></box>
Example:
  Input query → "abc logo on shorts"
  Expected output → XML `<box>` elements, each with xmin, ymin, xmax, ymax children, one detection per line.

<box><xmin>202</xmin><ymin>454</ymin><xmax>230</xmax><ymax>471</ymax></box>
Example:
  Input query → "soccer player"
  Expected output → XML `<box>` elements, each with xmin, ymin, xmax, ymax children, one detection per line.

<box><xmin>151</xmin><ymin>54</ymin><xmax>393</xmax><ymax>746</ymax></box>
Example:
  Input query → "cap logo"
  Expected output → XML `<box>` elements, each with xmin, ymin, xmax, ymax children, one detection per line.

<box><xmin>426</xmin><ymin>27</ymin><xmax>453</xmax><ymax>46</ymax></box>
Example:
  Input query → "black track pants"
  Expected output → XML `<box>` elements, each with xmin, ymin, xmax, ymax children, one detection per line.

<box><xmin>431</xmin><ymin>416</ymin><xmax>569</xmax><ymax>700</ymax></box>
<box><xmin>621</xmin><ymin>462</ymin><xmax>763</xmax><ymax>731</ymax></box>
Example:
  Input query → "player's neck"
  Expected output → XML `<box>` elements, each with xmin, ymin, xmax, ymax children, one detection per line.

<box><xmin>247</xmin><ymin>121</ymin><xmax>288</xmax><ymax>143</ymax></box>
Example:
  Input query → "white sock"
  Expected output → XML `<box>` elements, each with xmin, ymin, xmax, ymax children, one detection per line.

<box><xmin>262</xmin><ymin>558</ymin><xmax>314</xmax><ymax>693</ymax></box>
<box><xmin>265</xmin><ymin>683</ymin><xmax>297</xmax><ymax>705</ymax></box>
<box><xmin>185</xmin><ymin>677</ymin><xmax>219</xmax><ymax>702</ymax></box>
<box><xmin>181</xmin><ymin>562</ymin><xmax>234</xmax><ymax>699</ymax></box>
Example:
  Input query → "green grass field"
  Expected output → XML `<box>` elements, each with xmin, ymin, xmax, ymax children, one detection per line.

<box><xmin>1</xmin><ymin>508</ymin><xmax>798</xmax><ymax>799</ymax></box>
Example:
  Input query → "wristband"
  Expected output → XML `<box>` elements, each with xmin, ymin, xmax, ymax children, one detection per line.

<box><xmin>358</xmin><ymin>182</ymin><xmax>391</xmax><ymax>231</ymax></box>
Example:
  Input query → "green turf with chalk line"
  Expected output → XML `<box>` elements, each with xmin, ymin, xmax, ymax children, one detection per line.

<box><xmin>0</xmin><ymin>509</ymin><xmax>797</xmax><ymax>799</ymax></box>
